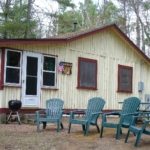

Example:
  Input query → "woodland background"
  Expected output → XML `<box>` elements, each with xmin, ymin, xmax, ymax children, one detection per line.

<box><xmin>0</xmin><ymin>0</ymin><xmax>149</xmax><ymax>55</ymax></box>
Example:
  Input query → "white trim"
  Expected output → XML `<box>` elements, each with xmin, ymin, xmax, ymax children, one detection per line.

<box><xmin>21</xmin><ymin>51</ymin><xmax>42</xmax><ymax>107</ymax></box>
<box><xmin>42</xmin><ymin>55</ymin><xmax>57</xmax><ymax>88</ymax></box>
<box><xmin>4</xmin><ymin>49</ymin><xmax>22</xmax><ymax>86</ymax></box>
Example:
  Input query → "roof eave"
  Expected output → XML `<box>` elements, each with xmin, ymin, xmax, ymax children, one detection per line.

<box><xmin>112</xmin><ymin>24</ymin><xmax>150</xmax><ymax>63</ymax></box>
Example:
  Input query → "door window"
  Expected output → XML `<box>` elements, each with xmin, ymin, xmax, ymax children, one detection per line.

<box><xmin>25</xmin><ymin>56</ymin><xmax>38</xmax><ymax>95</ymax></box>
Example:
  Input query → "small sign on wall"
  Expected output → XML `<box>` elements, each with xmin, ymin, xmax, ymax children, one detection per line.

<box><xmin>138</xmin><ymin>81</ymin><xmax>144</xmax><ymax>92</ymax></box>
<box><xmin>58</xmin><ymin>61</ymin><xmax>72</xmax><ymax>75</ymax></box>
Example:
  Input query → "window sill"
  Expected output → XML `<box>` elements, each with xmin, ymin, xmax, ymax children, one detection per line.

<box><xmin>41</xmin><ymin>87</ymin><xmax>59</xmax><ymax>90</ymax></box>
<box><xmin>117</xmin><ymin>90</ymin><xmax>132</xmax><ymax>93</ymax></box>
<box><xmin>77</xmin><ymin>86</ymin><xmax>97</xmax><ymax>90</ymax></box>
<box><xmin>4</xmin><ymin>84</ymin><xmax>21</xmax><ymax>88</ymax></box>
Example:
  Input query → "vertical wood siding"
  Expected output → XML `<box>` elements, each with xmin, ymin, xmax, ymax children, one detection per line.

<box><xmin>1</xmin><ymin>29</ymin><xmax>150</xmax><ymax>110</ymax></box>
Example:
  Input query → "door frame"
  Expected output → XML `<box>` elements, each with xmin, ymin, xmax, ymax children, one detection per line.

<box><xmin>21</xmin><ymin>51</ymin><xmax>42</xmax><ymax>107</ymax></box>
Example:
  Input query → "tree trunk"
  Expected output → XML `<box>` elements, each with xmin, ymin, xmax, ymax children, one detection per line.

<box><xmin>135</xmin><ymin>0</ymin><xmax>141</xmax><ymax>48</ymax></box>
<box><xmin>129</xmin><ymin>0</ymin><xmax>150</xmax><ymax>52</ymax></box>
<box><xmin>24</xmin><ymin>0</ymin><xmax>32</xmax><ymax>38</ymax></box>
<box><xmin>141</xmin><ymin>24</ymin><xmax>145</xmax><ymax>53</ymax></box>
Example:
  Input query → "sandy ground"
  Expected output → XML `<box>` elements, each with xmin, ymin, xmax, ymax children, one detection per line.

<box><xmin>0</xmin><ymin>117</ymin><xmax>149</xmax><ymax>150</ymax></box>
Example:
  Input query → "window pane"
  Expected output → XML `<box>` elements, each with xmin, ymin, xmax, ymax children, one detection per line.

<box><xmin>27</xmin><ymin>57</ymin><xmax>38</xmax><ymax>76</ymax></box>
<box><xmin>26</xmin><ymin>76</ymin><xmax>37</xmax><ymax>95</ymax></box>
<box><xmin>44</xmin><ymin>57</ymin><xmax>55</xmax><ymax>71</ymax></box>
<box><xmin>43</xmin><ymin>72</ymin><xmax>55</xmax><ymax>86</ymax></box>
<box><xmin>78</xmin><ymin>58</ymin><xmax>97</xmax><ymax>89</ymax></box>
<box><xmin>120</xmin><ymin>69</ymin><xmax>131</xmax><ymax>87</ymax></box>
<box><xmin>118</xmin><ymin>65</ymin><xmax>132</xmax><ymax>92</ymax></box>
<box><xmin>80</xmin><ymin>61</ymin><xmax>96</xmax><ymax>87</ymax></box>
<box><xmin>6</xmin><ymin>68</ymin><xmax>20</xmax><ymax>83</ymax></box>
<box><xmin>7</xmin><ymin>51</ymin><xmax>21</xmax><ymax>67</ymax></box>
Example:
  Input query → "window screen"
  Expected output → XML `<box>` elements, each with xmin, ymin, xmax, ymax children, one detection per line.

<box><xmin>118</xmin><ymin>64</ymin><xmax>133</xmax><ymax>93</ymax></box>
<box><xmin>78</xmin><ymin>57</ymin><xmax>97</xmax><ymax>90</ymax></box>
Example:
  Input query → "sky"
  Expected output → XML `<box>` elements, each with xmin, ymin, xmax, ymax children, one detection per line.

<box><xmin>34</xmin><ymin>0</ymin><xmax>99</xmax><ymax>13</ymax></box>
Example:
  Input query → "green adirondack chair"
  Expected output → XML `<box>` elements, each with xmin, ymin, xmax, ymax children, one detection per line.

<box><xmin>100</xmin><ymin>97</ymin><xmax>141</xmax><ymax>139</ymax></box>
<box><xmin>35</xmin><ymin>98</ymin><xmax>64</xmax><ymax>132</ymax></box>
<box><xmin>125</xmin><ymin>112</ymin><xmax>150</xmax><ymax>147</ymax></box>
<box><xmin>68</xmin><ymin>97</ymin><xmax>106</xmax><ymax>135</ymax></box>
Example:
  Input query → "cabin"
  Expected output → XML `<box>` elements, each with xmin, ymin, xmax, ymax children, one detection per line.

<box><xmin>0</xmin><ymin>24</ymin><xmax>150</xmax><ymax>122</ymax></box>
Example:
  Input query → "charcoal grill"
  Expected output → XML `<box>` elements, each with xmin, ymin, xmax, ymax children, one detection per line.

<box><xmin>7</xmin><ymin>100</ymin><xmax>22</xmax><ymax>124</ymax></box>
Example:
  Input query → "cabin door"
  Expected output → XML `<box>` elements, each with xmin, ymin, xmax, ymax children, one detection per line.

<box><xmin>21</xmin><ymin>52</ymin><xmax>42</xmax><ymax>107</ymax></box>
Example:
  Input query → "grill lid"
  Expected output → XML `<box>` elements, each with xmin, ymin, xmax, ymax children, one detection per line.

<box><xmin>8</xmin><ymin>100</ymin><xmax>22</xmax><ymax>111</ymax></box>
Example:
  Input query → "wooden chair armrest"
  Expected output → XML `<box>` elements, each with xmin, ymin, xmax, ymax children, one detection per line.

<box><xmin>130</xmin><ymin>112</ymin><xmax>150</xmax><ymax>120</ymax></box>
<box><xmin>92</xmin><ymin>111</ymin><xmax>102</xmax><ymax>115</ymax></box>
<box><xmin>121</xmin><ymin>112</ymin><xmax>139</xmax><ymax>117</ymax></box>
<box><xmin>35</xmin><ymin>109</ymin><xmax>46</xmax><ymax>120</ymax></box>
<box><xmin>36</xmin><ymin>109</ymin><xmax>46</xmax><ymax>114</ymax></box>
<box><xmin>119</xmin><ymin>112</ymin><xmax>139</xmax><ymax>124</ymax></box>
<box><xmin>88</xmin><ymin>111</ymin><xmax>103</xmax><ymax>122</ymax></box>
<box><xmin>103</xmin><ymin>111</ymin><xmax>121</xmax><ymax>116</ymax></box>
<box><xmin>69</xmin><ymin>110</ymin><xmax>85</xmax><ymax>120</ymax></box>
<box><xmin>101</xmin><ymin>111</ymin><xmax>120</xmax><ymax>123</ymax></box>
<box><xmin>70</xmin><ymin>110</ymin><xmax>85</xmax><ymax>115</ymax></box>
<box><xmin>102</xmin><ymin>111</ymin><xmax>121</xmax><ymax>122</ymax></box>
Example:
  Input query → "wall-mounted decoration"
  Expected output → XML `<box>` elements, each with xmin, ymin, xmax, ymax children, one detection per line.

<box><xmin>58</xmin><ymin>62</ymin><xmax>64</xmax><ymax>73</ymax></box>
<box><xmin>58</xmin><ymin>61</ymin><xmax>72</xmax><ymax>75</ymax></box>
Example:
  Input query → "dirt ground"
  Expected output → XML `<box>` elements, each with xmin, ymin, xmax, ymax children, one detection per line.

<box><xmin>0</xmin><ymin>117</ymin><xmax>149</xmax><ymax>150</ymax></box>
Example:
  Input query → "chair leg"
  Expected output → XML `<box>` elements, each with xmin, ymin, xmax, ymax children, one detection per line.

<box><xmin>57</xmin><ymin>122</ymin><xmax>60</xmax><ymax>132</ymax></box>
<box><xmin>125</xmin><ymin>130</ymin><xmax>130</xmax><ymax>143</ymax></box>
<box><xmin>96</xmin><ymin>124</ymin><xmax>100</xmax><ymax>133</ymax></box>
<box><xmin>116</xmin><ymin>126</ymin><xmax>121</xmax><ymax>139</ymax></box>
<box><xmin>82</xmin><ymin>125</ymin><xmax>85</xmax><ymax>131</ymax></box>
<box><xmin>43</xmin><ymin>122</ymin><xmax>47</xmax><ymax>129</ymax></box>
<box><xmin>61</xmin><ymin>122</ymin><xmax>64</xmax><ymax>129</ymax></box>
<box><xmin>120</xmin><ymin>128</ymin><xmax>122</xmax><ymax>135</ymax></box>
<box><xmin>85</xmin><ymin>124</ymin><xmax>90</xmax><ymax>136</ymax></box>
<box><xmin>68</xmin><ymin>123</ymin><xmax>71</xmax><ymax>133</ymax></box>
<box><xmin>135</xmin><ymin>132</ymin><xmax>142</xmax><ymax>147</ymax></box>
<box><xmin>100</xmin><ymin>126</ymin><xmax>103</xmax><ymax>138</ymax></box>
<box><xmin>37</xmin><ymin>121</ymin><xmax>40</xmax><ymax>132</ymax></box>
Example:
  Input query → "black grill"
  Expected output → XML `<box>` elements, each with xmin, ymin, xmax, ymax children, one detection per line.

<box><xmin>8</xmin><ymin>100</ymin><xmax>22</xmax><ymax>111</ymax></box>
<box><xmin>7</xmin><ymin>100</ymin><xmax>22</xmax><ymax>124</ymax></box>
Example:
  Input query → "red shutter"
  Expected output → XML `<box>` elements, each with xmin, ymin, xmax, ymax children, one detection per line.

<box><xmin>0</xmin><ymin>48</ymin><xmax>5</xmax><ymax>90</ymax></box>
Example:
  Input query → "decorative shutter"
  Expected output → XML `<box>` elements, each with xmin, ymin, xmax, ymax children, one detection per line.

<box><xmin>0</xmin><ymin>48</ymin><xmax>5</xmax><ymax>90</ymax></box>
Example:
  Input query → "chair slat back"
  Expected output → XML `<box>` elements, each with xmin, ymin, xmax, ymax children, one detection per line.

<box><xmin>85</xmin><ymin>97</ymin><xmax>105</xmax><ymax>121</ymax></box>
<box><xmin>46</xmin><ymin>98</ymin><xmax>64</xmax><ymax>119</ymax></box>
<box><xmin>121</xmin><ymin>97</ymin><xmax>140</xmax><ymax>124</ymax></box>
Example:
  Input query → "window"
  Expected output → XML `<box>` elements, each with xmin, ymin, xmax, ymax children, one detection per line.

<box><xmin>26</xmin><ymin>56</ymin><xmax>38</xmax><ymax>95</ymax></box>
<box><xmin>77</xmin><ymin>57</ymin><xmax>97</xmax><ymax>90</ymax></box>
<box><xmin>118</xmin><ymin>64</ymin><xmax>133</xmax><ymax>93</ymax></box>
<box><xmin>4</xmin><ymin>49</ymin><xmax>22</xmax><ymax>85</ymax></box>
<box><xmin>42</xmin><ymin>55</ymin><xmax>57</xmax><ymax>87</ymax></box>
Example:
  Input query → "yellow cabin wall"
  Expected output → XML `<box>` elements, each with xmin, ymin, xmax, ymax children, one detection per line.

<box><xmin>0</xmin><ymin>29</ymin><xmax>150</xmax><ymax>110</ymax></box>
<box><xmin>66</xmin><ymin>29</ymin><xmax>150</xmax><ymax>109</ymax></box>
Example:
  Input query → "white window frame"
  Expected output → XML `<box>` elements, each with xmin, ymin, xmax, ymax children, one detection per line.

<box><xmin>4</xmin><ymin>49</ymin><xmax>22</xmax><ymax>86</ymax></box>
<box><xmin>42</xmin><ymin>55</ymin><xmax>57</xmax><ymax>88</ymax></box>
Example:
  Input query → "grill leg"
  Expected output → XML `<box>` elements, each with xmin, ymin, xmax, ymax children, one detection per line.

<box><xmin>7</xmin><ymin>111</ymin><xmax>13</xmax><ymax>123</ymax></box>
<box><xmin>7</xmin><ymin>111</ymin><xmax>21</xmax><ymax>124</ymax></box>
<box><xmin>16</xmin><ymin>111</ymin><xmax>21</xmax><ymax>124</ymax></box>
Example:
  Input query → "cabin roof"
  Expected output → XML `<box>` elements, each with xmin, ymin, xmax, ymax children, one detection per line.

<box><xmin>0</xmin><ymin>23</ymin><xmax>149</xmax><ymax>62</ymax></box>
